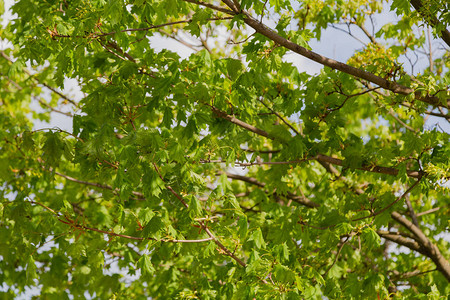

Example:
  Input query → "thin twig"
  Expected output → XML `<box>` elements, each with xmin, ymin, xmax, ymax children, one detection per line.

<box><xmin>387</xmin><ymin>109</ymin><xmax>417</xmax><ymax>132</ymax></box>
<box><xmin>241</xmin><ymin>148</ymin><xmax>280</xmax><ymax>154</ymax></box>
<box><xmin>390</xmin><ymin>268</ymin><xmax>437</xmax><ymax>280</ymax></box>
<box><xmin>0</xmin><ymin>51</ymin><xmax>78</xmax><ymax>107</ymax></box>
<box><xmin>330</xmin><ymin>23</ymin><xmax>367</xmax><ymax>46</ymax></box>
<box><xmin>416</xmin><ymin>207</ymin><xmax>442</xmax><ymax>217</ymax></box>
<box><xmin>30</xmin><ymin>200</ymin><xmax>213</xmax><ymax>243</ymax></box>
<box><xmin>223</xmin><ymin>172</ymin><xmax>320</xmax><ymax>208</ymax></box>
<box><xmin>355</xmin><ymin>22</ymin><xmax>378</xmax><ymax>45</ymax></box>
<box><xmin>91</xmin><ymin>17</ymin><xmax>232</xmax><ymax>38</ymax></box>
<box><xmin>152</xmin><ymin>163</ymin><xmax>248</xmax><ymax>266</ymax></box>
<box><xmin>31</xmin><ymin>127</ymin><xmax>84</xmax><ymax>142</ymax></box>
<box><xmin>3</xmin><ymin>74</ymin><xmax>73</xmax><ymax>117</ymax></box>
<box><xmin>259</xmin><ymin>98</ymin><xmax>301</xmax><ymax>135</ymax></box>
<box><xmin>199</xmin><ymin>158</ymin><xmax>308</xmax><ymax>166</ymax></box>
<box><xmin>322</xmin><ymin>236</ymin><xmax>350</xmax><ymax>277</ymax></box>
<box><xmin>55</xmin><ymin>171</ymin><xmax>145</xmax><ymax>200</ymax></box>
<box><xmin>183</xmin><ymin>0</ymin><xmax>236</xmax><ymax>15</ymax></box>
<box><xmin>209</xmin><ymin>105</ymin><xmax>424</xmax><ymax>179</ymax></box>
<box><xmin>351</xmin><ymin>179</ymin><xmax>421</xmax><ymax>222</ymax></box>
<box><xmin>152</xmin><ymin>162</ymin><xmax>189</xmax><ymax>208</ymax></box>
<box><xmin>33</xmin><ymin>97</ymin><xmax>73</xmax><ymax>117</ymax></box>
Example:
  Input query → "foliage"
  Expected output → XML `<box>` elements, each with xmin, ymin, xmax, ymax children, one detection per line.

<box><xmin>0</xmin><ymin>0</ymin><xmax>449</xmax><ymax>298</ymax></box>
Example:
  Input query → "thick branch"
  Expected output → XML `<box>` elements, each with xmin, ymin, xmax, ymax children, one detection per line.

<box><xmin>378</xmin><ymin>231</ymin><xmax>422</xmax><ymax>253</ymax></box>
<box><xmin>210</xmin><ymin>106</ymin><xmax>423</xmax><ymax>179</ymax></box>
<box><xmin>211</xmin><ymin>4</ymin><xmax>447</xmax><ymax>106</ymax></box>
<box><xmin>404</xmin><ymin>194</ymin><xmax>419</xmax><ymax>227</ymax></box>
<box><xmin>320</xmin><ymin>158</ymin><xmax>449</xmax><ymax>282</ymax></box>
<box><xmin>391</xmin><ymin>211</ymin><xmax>450</xmax><ymax>281</ymax></box>
<box><xmin>409</xmin><ymin>0</ymin><xmax>450</xmax><ymax>47</ymax></box>
<box><xmin>244</xmin><ymin>16</ymin><xmax>446</xmax><ymax>106</ymax></box>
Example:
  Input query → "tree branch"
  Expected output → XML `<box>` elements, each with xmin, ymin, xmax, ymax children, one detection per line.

<box><xmin>55</xmin><ymin>171</ymin><xmax>146</xmax><ymax>200</ymax></box>
<box><xmin>209</xmin><ymin>104</ymin><xmax>275</xmax><ymax>139</ymax></box>
<box><xmin>223</xmin><ymin>172</ymin><xmax>320</xmax><ymax>208</ymax></box>
<box><xmin>183</xmin><ymin>0</ymin><xmax>236</xmax><ymax>15</ymax></box>
<box><xmin>314</xmin><ymin>154</ymin><xmax>423</xmax><ymax>178</ymax></box>
<box><xmin>93</xmin><ymin>17</ymin><xmax>232</xmax><ymax>38</ymax></box>
<box><xmin>217</xmin><ymin>7</ymin><xmax>448</xmax><ymax>106</ymax></box>
<box><xmin>210</xmin><ymin>105</ymin><xmax>424</xmax><ymax>179</ymax></box>
<box><xmin>322</xmin><ymin>235</ymin><xmax>350</xmax><ymax>277</ymax></box>
<box><xmin>2</xmin><ymin>74</ymin><xmax>73</xmax><ymax>117</ymax></box>
<box><xmin>391</xmin><ymin>211</ymin><xmax>450</xmax><ymax>281</ymax></box>
<box><xmin>152</xmin><ymin>163</ymin><xmax>247</xmax><ymax>266</ymax></box>
<box><xmin>416</xmin><ymin>206</ymin><xmax>442</xmax><ymax>217</ymax></box>
<box><xmin>404</xmin><ymin>194</ymin><xmax>419</xmax><ymax>227</ymax></box>
<box><xmin>408</xmin><ymin>0</ymin><xmax>450</xmax><ymax>47</ymax></box>
<box><xmin>0</xmin><ymin>51</ymin><xmax>78</xmax><ymax>107</ymax></box>
<box><xmin>351</xmin><ymin>180</ymin><xmax>421</xmax><ymax>222</ymax></box>
<box><xmin>315</xmin><ymin>148</ymin><xmax>449</xmax><ymax>282</ymax></box>
<box><xmin>259</xmin><ymin>98</ymin><xmax>301</xmax><ymax>135</ymax></box>
<box><xmin>200</xmin><ymin>158</ymin><xmax>308</xmax><ymax>166</ymax></box>
<box><xmin>387</xmin><ymin>109</ymin><xmax>417</xmax><ymax>133</ymax></box>
<box><xmin>30</xmin><ymin>200</ymin><xmax>213</xmax><ymax>243</ymax></box>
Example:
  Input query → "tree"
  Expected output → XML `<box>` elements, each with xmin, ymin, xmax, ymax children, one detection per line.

<box><xmin>0</xmin><ymin>0</ymin><xmax>449</xmax><ymax>298</ymax></box>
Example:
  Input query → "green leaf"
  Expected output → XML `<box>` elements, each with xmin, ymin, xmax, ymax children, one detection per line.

<box><xmin>237</xmin><ymin>215</ymin><xmax>248</xmax><ymax>239</ymax></box>
<box><xmin>362</xmin><ymin>227</ymin><xmax>381</xmax><ymax>249</ymax></box>
<box><xmin>187</xmin><ymin>195</ymin><xmax>202</xmax><ymax>218</ymax></box>
<box><xmin>138</xmin><ymin>254</ymin><xmax>155</xmax><ymax>275</ymax></box>
<box><xmin>142</xmin><ymin>216</ymin><xmax>165</xmax><ymax>239</ymax></box>
<box><xmin>105</xmin><ymin>0</ymin><xmax>123</xmax><ymax>25</ymax></box>
<box><xmin>427</xmin><ymin>284</ymin><xmax>440</xmax><ymax>299</ymax></box>
<box><xmin>273</xmin><ymin>264</ymin><xmax>296</xmax><ymax>283</ymax></box>
<box><xmin>26</xmin><ymin>256</ymin><xmax>37</xmax><ymax>284</ymax></box>
<box><xmin>226</xmin><ymin>58</ymin><xmax>244</xmax><ymax>81</ymax></box>
<box><xmin>218</xmin><ymin>172</ymin><xmax>232</xmax><ymax>194</ymax></box>
<box><xmin>142</xmin><ymin>168</ymin><xmax>165</xmax><ymax>198</ymax></box>
<box><xmin>21</xmin><ymin>131</ymin><xmax>35</xmax><ymax>151</ymax></box>
<box><xmin>42</xmin><ymin>131</ymin><xmax>64</xmax><ymax>166</ymax></box>
<box><xmin>249</xmin><ymin>228</ymin><xmax>266</xmax><ymax>249</ymax></box>
<box><xmin>273</xmin><ymin>242</ymin><xmax>290</xmax><ymax>262</ymax></box>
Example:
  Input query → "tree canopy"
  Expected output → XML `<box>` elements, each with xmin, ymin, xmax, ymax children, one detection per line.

<box><xmin>0</xmin><ymin>0</ymin><xmax>449</xmax><ymax>298</ymax></box>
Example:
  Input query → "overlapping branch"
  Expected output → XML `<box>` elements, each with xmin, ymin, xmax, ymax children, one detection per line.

<box><xmin>30</xmin><ymin>200</ymin><xmax>213</xmax><ymax>243</ymax></box>
<box><xmin>0</xmin><ymin>51</ymin><xmax>78</xmax><ymax>107</ymax></box>
<box><xmin>391</xmin><ymin>211</ymin><xmax>450</xmax><ymax>281</ymax></box>
<box><xmin>55</xmin><ymin>171</ymin><xmax>146</xmax><ymax>200</ymax></box>
<box><xmin>408</xmin><ymin>0</ymin><xmax>450</xmax><ymax>47</ymax></box>
<box><xmin>180</xmin><ymin>0</ymin><xmax>448</xmax><ymax>107</ymax></box>
<box><xmin>223</xmin><ymin>172</ymin><xmax>320</xmax><ymax>208</ymax></box>
<box><xmin>210</xmin><ymin>105</ymin><xmax>424</xmax><ymax>179</ymax></box>
<box><xmin>152</xmin><ymin>163</ymin><xmax>247</xmax><ymax>267</ymax></box>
